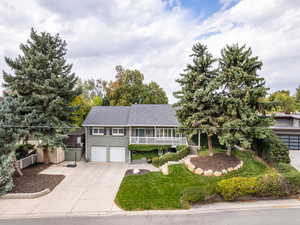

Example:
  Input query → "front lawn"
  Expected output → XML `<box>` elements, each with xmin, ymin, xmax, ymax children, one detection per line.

<box><xmin>115</xmin><ymin>150</ymin><xmax>270</xmax><ymax>210</ymax></box>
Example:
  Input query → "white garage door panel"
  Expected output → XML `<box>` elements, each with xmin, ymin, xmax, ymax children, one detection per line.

<box><xmin>91</xmin><ymin>146</ymin><xmax>107</xmax><ymax>162</ymax></box>
<box><xmin>110</xmin><ymin>147</ymin><xmax>126</xmax><ymax>162</ymax></box>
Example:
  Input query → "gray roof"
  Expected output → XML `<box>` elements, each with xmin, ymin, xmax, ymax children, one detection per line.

<box><xmin>82</xmin><ymin>104</ymin><xmax>179</xmax><ymax>127</ymax></box>
<box><xmin>82</xmin><ymin>106</ymin><xmax>130</xmax><ymax>126</ymax></box>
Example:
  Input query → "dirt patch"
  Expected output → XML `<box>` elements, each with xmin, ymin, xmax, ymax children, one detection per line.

<box><xmin>190</xmin><ymin>153</ymin><xmax>240</xmax><ymax>171</ymax></box>
<box><xmin>125</xmin><ymin>169</ymin><xmax>150</xmax><ymax>176</ymax></box>
<box><xmin>10</xmin><ymin>164</ymin><xmax>65</xmax><ymax>193</ymax></box>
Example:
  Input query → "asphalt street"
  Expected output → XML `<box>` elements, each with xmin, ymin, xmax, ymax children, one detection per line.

<box><xmin>1</xmin><ymin>208</ymin><xmax>300</xmax><ymax>225</ymax></box>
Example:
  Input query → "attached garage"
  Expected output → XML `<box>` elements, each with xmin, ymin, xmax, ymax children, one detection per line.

<box><xmin>91</xmin><ymin>146</ymin><xmax>126</xmax><ymax>162</ymax></box>
<box><xmin>278</xmin><ymin>135</ymin><xmax>300</xmax><ymax>150</ymax></box>
<box><xmin>110</xmin><ymin>147</ymin><xmax>126</xmax><ymax>162</ymax></box>
<box><xmin>91</xmin><ymin>146</ymin><xmax>107</xmax><ymax>162</ymax></box>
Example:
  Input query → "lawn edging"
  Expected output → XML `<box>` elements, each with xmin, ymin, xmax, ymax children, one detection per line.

<box><xmin>0</xmin><ymin>188</ymin><xmax>50</xmax><ymax>199</ymax></box>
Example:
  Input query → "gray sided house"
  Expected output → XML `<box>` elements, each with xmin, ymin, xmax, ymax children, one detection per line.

<box><xmin>271</xmin><ymin>113</ymin><xmax>300</xmax><ymax>150</ymax></box>
<box><xmin>82</xmin><ymin>104</ymin><xmax>187</xmax><ymax>163</ymax></box>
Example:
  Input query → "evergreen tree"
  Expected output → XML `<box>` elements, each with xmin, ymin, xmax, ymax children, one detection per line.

<box><xmin>0</xmin><ymin>97</ymin><xmax>26</xmax><ymax>194</ymax></box>
<box><xmin>174</xmin><ymin>43</ymin><xmax>219</xmax><ymax>155</ymax></box>
<box><xmin>3</xmin><ymin>28</ymin><xmax>81</xmax><ymax>164</ymax></box>
<box><xmin>217</xmin><ymin>44</ymin><xmax>273</xmax><ymax>155</ymax></box>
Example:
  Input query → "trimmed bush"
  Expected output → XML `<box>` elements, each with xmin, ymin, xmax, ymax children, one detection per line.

<box><xmin>252</xmin><ymin>131</ymin><xmax>290</xmax><ymax>165</ymax></box>
<box><xmin>255</xmin><ymin>172</ymin><xmax>285</xmax><ymax>197</ymax></box>
<box><xmin>216</xmin><ymin>177</ymin><xmax>257</xmax><ymax>201</ymax></box>
<box><xmin>153</xmin><ymin>145</ymin><xmax>190</xmax><ymax>167</ymax></box>
<box><xmin>132</xmin><ymin>151</ymin><xmax>158</xmax><ymax>161</ymax></box>
<box><xmin>128</xmin><ymin>144</ymin><xmax>171</xmax><ymax>152</ymax></box>
<box><xmin>0</xmin><ymin>154</ymin><xmax>15</xmax><ymax>196</ymax></box>
<box><xmin>180</xmin><ymin>186</ymin><xmax>205</xmax><ymax>209</ymax></box>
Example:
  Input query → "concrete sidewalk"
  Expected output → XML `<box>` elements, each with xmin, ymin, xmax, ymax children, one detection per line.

<box><xmin>1</xmin><ymin>197</ymin><xmax>300</xmax><ymax>219</ymax></box>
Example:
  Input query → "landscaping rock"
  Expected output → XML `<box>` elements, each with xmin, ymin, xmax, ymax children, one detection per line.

<box><xmin>227</xmin><ymin>167</ymin><xmax>233</xmax><ymax>172</ymax></box>
<box><xmin>195</xmin><ymin>168</ymin><xmax>203</xmax><ymax>175</ymax></box>
<box><xmin>161</xmin><ymin>165</ymin><xmax>169</xmax><ymax>175</ymax></box>
<box><xmin>214</xmin><ymin>171</ymin><xmax>222</xmax><ymax>176</ymax></box>
<box><xmin>222</xmin><ymin>169</ymin><xmax>228</xmax><ymax>174</ymax></box>
<box><xmin>204</xmin><ymin>170</ymin><xmax>213</xmax><ymax>176</ymax></box>
<box><xmin>187</xmin><ymin>163</ymin><xmax>196</xmax><ymax>172</ymax></box>
<box><xmin>133</xmin><ymin>169</ymin><xmax>140</xmax><ymax>174</ymax></box>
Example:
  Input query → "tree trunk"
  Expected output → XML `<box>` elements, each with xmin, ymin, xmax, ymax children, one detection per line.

<box><xmin>226</xmin><ymin>146</ymin><xmax>232</xmax><ymax>156</ymax></box>
<box><xmin>43</xmin><ymin>147</ymin><xmax>50</xmax><ymax>164</ymax></box>
<box><xmin>207</xmin><ymin>135</ymin><xmax>213</xmax><ymax>156</ymax></box>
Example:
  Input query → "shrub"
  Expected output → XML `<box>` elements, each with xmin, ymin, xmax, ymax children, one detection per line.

<box><xmin>0</xmin><ymin>154</ymin><xmax>15</xmax><ymax>195</ymax></box>
<box><xmin>131</xmin><ymin>151</ymin><xmax>158</xmax><ymax>161</ymax></box>
<box><xmin>180</xmin><ymin>186</ymin><xmax>205</xmax><ymax>209</ymax></box>
<box><xmin>255</xmin><ymin>172</ymin><xmax>285</xmax><ymax>197</ymax></box>
<box><xmin>216</xmin><ymin>177</ymin><xmax>257</xmax><ymax>201</ymax></box>
<box><xmin>154</xmin><ymin>145</ymin><xmax>190</xmax><ymax>167</ymax></box>
<box><xmin>128</xmin><ymin>144</ymin><xmax>171</xmax><ymax>152</ymax></box>
<box><xmin>275</xmin><ymin>163</ymin><xmax>300</xmax><ymax>192</ymax></box>
<box><xmin>252</xmin><ymin>131</ymin><xmax>290</xmax><ymax>164</ymax></box>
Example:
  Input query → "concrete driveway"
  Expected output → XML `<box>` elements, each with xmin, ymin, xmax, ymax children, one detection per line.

<box><xmin>0</xmin><ymin>162</ymin><xmax>158</xmax><ymax>218</ymax></box>
<box><xmin>290</xmin><ymin>151</ymin><xmax>300</xmax><ymax>171</ymax></box>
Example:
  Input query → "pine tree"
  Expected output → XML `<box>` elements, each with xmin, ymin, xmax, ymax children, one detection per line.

<box><xmin>174</xmin><ymin>43</ymin><xmax>219</xmax><ymax>156</ymax></box>
<box><xmin>3</xmin><ymin>28</ymin><xmax>81</xmax><ymax>164</ymax></box>
<box><xmin>0</xmin><ymin>97</ymin><xmax>26</xmax><ymax>194</ymax></box>
<box><xmin>217</xmin><ymin>44</ymin><xmax>273</xmax><ymax>155</ymax></box>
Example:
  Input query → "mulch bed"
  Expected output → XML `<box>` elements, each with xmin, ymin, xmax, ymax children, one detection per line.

<box><xmin>10</xmin><ymin>163</ymin><xmax>65</xmax><ymax>193</ymax></box>
<box><xmin>190</xmin><ymin>153</ymin><xmax>240</xmax><ymax>171</ymax></box>
<box><xmin>125</xmin><ymin>169</ymin><xmax>150</xmax><ymax>176</ymax></box>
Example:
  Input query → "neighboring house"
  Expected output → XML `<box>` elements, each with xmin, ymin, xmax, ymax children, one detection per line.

<box><xmin>64</xmin><ymin>128</ymin><xmax>85</xmax><ymax>161</ymax></box>
<box><xmin>82</xmin><ymin>104</ymin><xmax>187</xmax><ymax>163</ymax></box>
<box><xmin>271</xmin><ymin>113</ymin><xmax>300</xmax><ymax>150</ymax></box>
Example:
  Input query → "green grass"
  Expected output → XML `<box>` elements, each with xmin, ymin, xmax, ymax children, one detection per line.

<box><xmin>115</xmin><ymin>150</ymin><xmax>270</xmax><ymax>210</ymax></box>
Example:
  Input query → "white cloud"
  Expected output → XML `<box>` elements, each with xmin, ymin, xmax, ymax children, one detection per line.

<box><xmin>0</xmin><ymin>0</ymin><xmax>299</xmax><ymax>102</ymax></box>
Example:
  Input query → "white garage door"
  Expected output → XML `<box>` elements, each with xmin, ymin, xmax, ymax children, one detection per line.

<box><xmin>110</xmin><ymin>147</ymin><xmax>126</xmax><ymax>162</ymax></box>
<box><xmin>91</xmin><ymin>146</ymin><xmax>107</xmax><ymax>162</ymax></box>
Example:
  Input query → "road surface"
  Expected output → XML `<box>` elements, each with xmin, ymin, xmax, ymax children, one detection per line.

<box><xmin>1</xmin><ymin>208</ymin><xmax>300</xmax><ymax>225</ymax></box>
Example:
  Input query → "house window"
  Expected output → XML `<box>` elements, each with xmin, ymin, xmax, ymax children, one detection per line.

<box><xmin>76</xmin><ymin>136</ymin><xmax>81</xmax><ymax>144</ymax></box>
<box><xmin>93</xmin><ymin>128</ymin><xmax>105</xmax><ymax>135</ymax></box>
<box><xmin>112</xmin><ymin>128</ymin><xmax>125</xmax><ymax>136</ymax></box>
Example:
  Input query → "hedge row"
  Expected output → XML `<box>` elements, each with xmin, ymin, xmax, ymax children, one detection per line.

<box><xmin>128</xmin><ymin>144</ymin><xmax>171</xmax><ymax>152</ymax></box>
<box><xmin>152</xmin><ymin>145</ymin><xmax>190</xmax><ymax>167</ymax></box>
<box><xmin>216</xmin><ymin>170</ymin><xmax>299</xmax><ymax>201</ymax></box>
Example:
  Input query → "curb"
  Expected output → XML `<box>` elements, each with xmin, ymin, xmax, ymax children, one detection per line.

<box><xmin>0</xmin><ymin>188</ymin><xmax>50</xmax><ymax>199</ymax></box>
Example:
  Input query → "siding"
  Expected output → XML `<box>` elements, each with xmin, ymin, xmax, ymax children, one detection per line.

<box><xmin>274</xmin><ymin>118</ymin><xmax>292</xmax><ymax>127</ymax></box>
<box><xmin>85</xmin><ymin>127</ymin><xmax>129</xmax><ymax>162</ymax></box>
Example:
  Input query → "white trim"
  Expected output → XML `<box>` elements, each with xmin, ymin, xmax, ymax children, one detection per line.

<box><xmin>112</xmin><ymin>128</ymin><xmax>125</xmax><ymax>136</ymax></box>
<box><xmin>92</xmin><ymin>128</ymin><xmax>105</xmax><ymax>136</ymax></box>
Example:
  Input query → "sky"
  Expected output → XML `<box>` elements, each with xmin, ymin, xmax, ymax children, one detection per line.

<box><xmin>0</xmin><ymin>0</ymin><xmax>299</xmax><ymax>103</ymax></box>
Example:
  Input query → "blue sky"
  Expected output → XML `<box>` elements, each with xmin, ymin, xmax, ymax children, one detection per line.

<box><xmin>0</xmin><ymin>0</ymin><xmax>299</xmax><ymax>102</ymax></box>
<box><xmin>181</xmin><ymin>0</ymin><xmax>223</xmax><ymax>18</ymax></box>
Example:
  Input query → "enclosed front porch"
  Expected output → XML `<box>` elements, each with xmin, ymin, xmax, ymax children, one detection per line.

<box><xmin>129</xmin><ymin>127</ymin><xmax>187</xmax><ymax>146</ymax></box>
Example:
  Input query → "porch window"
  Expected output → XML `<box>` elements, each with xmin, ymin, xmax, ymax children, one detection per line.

<box><xmin>112</xmin><ymin>128</ymin><xmax>125</xmax><ymax>136</ymax></box>
<box><xmin>93</xmin><ymin>128</ymin><xmax>105</xmax><ymax>135</ymax></box>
